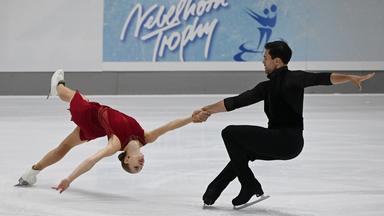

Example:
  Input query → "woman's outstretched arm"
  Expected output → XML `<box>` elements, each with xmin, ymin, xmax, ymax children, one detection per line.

<box><xmin>144</xmin><ymin>116</ymin><xmax>193</xmax><ymax>144</ymax></box>
<box><xmin>52</xmin><ymin>135</ymin><xmax>121</xmax><ymax>193</ymax></box>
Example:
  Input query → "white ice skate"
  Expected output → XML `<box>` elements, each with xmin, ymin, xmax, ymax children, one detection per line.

<box><xmin>47</xmin><ymin>69</ymin><xmax>65</xmax><ymax>99</ymax></box>
<box><xmin>15</xmin><ymin>168</ymin><xmax>40</xmax><ymax>187</ymax></box>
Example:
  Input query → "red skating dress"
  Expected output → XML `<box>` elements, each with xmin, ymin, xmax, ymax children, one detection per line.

<box><xmin>68</xmin><ymin>91</ymin><xmax>146</xmax><ymax>150</ymax></box>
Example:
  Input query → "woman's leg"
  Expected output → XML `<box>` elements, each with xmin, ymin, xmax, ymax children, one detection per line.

<box><xmin>17</xmin><ymin>127</ymin><xmax>86</xmax><ymax>186</ymax></box>
<box><xmin>57</xmin><ymin>83</ymin><xmax>89</xmax><ymax>103</ymax></box>
<box><xmin>33</xmin><ymin>127</ymin><xmax>86</xmax><ymax>170</ymax></box>
<box><xmin>56</xmin><ymin>84</ymin><xmax>76</xmax><ymax>103</ymax></box>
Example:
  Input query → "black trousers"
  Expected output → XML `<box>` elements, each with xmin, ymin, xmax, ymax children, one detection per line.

<box><xmin>209</xmin><ymin>125</ymin><xmax>304</xmax><ymax>192</ymax></box>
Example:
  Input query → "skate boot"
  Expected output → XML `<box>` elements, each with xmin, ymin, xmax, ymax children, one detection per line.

<box><xmin>232</xmin><ymin>184</ymin><xmax>264</xmax><ymax>206</ymax></box>
<box><xmin>15</xmin><ymin>168</ymin><xmax>40</xmax><ymax>187</ymax></box>
<box><xmin>202</xmin><ymin>183</ymin><xmax>228</xmax><ymax>206</ymax></box>
<box><xmin>47</xmin><ymin>69</ymin><xmax>65</xmax><ymax>99</ymax></box>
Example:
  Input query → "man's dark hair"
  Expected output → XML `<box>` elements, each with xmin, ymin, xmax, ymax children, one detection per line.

<box><xmin>264</xmin><ymin>41</ymin><xmax>292</xmax><ymax>64</ymax></box>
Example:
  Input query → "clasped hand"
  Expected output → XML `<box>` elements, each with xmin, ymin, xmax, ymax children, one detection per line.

<box><xmin>192</xmin><ymin>109</ymin><xmax>211</xmax><ymax>123</ymax></box>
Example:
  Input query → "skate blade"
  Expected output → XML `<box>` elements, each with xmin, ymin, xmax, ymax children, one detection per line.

<box><xmin>233</xmin><ymin>195</ymin><xmax>270</xmax><ymax>210</ymax></box>
<box><xmin>202</xmin><ymin>204</ymin><xmax>212</xmax><ymax>209</ymax></box>
<box><xmin>14</xmin><ymin>183</ymin><xmax>29</xmax><ymax>187</ymax></box>
<box><xmin>14</xmin><ymin>178</ymin><xmax>31</xmax><ymax>187</ymax></box>
<box><xmin>47</xmin><ymin>89</ymin><xmax>51</xmax><ymax>99</ymax></box>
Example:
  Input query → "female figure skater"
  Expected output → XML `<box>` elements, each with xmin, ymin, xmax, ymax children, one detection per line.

<box><xmin>16</xmin><ymin>69</ymin><xmax>204</xmax><ymax>193</ymax></box>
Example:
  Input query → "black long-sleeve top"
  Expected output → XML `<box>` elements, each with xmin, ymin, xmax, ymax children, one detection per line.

<box><xmin>224</xmin><ymin>66</ymin><xmax>332</xmax><ymax>130</ymax></box>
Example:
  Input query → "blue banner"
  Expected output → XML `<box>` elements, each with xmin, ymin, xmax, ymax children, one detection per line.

<box><xmin>103</xmin><ymin>0</ymin><xmax>384</xmax><ymax>64</ymax></box>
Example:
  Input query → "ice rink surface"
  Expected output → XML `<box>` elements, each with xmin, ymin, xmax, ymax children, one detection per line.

<box><xmin>1</xmin><ymin>94</ymin><xmax>383</xmax><ymax>216</ymax></box>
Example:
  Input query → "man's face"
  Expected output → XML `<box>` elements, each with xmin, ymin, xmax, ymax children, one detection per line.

<box><xmin>262</xmin><ymin>49</ymin><xmax>278</xmax><ymax>74</ymax></box>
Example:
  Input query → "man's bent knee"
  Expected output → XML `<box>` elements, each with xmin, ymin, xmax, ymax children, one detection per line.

<box><xmin>221</xmin><ymin>125</ymin><xmax>237</xmax><ymax>139</ymax></box>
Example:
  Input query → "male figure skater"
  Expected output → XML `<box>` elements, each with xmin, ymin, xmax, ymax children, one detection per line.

<box><xmin>193</xmin><ymin>40</ymin><xmax>375</xmax><ymax>207</ymax></box>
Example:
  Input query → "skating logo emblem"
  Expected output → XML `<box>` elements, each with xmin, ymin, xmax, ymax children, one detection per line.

<box><xmin>234</xmin><ymin>4</ymin><xmax>279</xmax><ymax>61</ymax></box>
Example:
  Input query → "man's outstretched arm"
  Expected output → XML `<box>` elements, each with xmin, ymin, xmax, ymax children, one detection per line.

<box><xmin>330</xmin><ymin>72</ymin><xmax>375</xmax><ymax>90</ymax></box>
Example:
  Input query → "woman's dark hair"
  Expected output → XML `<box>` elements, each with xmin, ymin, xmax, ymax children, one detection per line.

<box><xmin>118</xmin><ymin>151</ymin><xmax>134</xmax><ymax>173</ymax></box>
<box><xmin>264</xmin><ymin>40</ymin><xmax>292</xmax><ymax>64</ymax></box>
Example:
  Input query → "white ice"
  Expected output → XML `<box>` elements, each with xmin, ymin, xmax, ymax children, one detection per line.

<box><xmin>1</xmin><ymin>94</ymin><xmax>383</xmax><ymax>216</ymax></box>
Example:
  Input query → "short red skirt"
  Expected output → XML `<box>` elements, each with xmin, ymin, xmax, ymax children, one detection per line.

<box><xmin>69</xmin><ymin>91</ymin><xmax>146</xmax><ymax>149</ymax></box>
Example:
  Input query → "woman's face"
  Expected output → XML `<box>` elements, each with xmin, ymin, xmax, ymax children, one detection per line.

<box><xmin>125</xmin><ymin>152</ymin><xmax>145</xmax><ymax>174</ymax></box>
